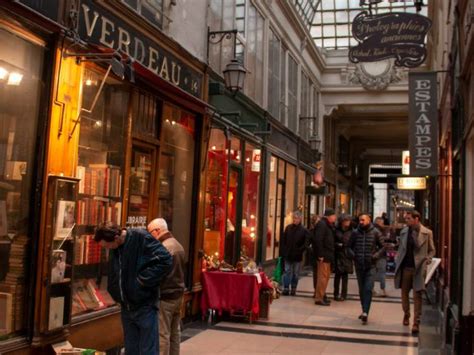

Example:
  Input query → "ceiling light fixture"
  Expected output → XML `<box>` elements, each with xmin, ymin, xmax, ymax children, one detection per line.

<box><xmin>7</xmin><ymin>72</ymin><xmax>23</xmax><ymax>86</ymax></box>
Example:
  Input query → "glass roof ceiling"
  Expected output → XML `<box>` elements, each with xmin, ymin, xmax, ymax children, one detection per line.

<box><xmin>309</xmin><ymin>0</ymin><xmax>429</xmax><ymax>50</ymax></box>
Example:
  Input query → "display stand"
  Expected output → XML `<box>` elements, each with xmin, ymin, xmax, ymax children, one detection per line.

<box><xmin>40</xmin><ymin>176</ymin><xmax>79</xmax><ymax>334</ymax></box>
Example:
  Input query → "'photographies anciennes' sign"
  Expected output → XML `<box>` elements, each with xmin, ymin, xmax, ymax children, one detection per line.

<box><xmin>349</xmin><ymin>12</ymin><xmax>432</xmax><ymax>68</ymax></box>
<box><xmin>78</xmin><ymin>0</ymin><xmax>203</xmax><ymax>98</ymax></box>
<box><xmin>408</xmin><ymin>72</ymin><xmax>438</xmax><ymax>176</ymax></box>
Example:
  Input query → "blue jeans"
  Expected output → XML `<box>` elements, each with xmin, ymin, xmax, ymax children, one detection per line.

<box><xmin>355</xmin><ymin>267</ymin><xmax>375</xmax><ymax>314</ymax></box>
<box><xmin>283</xmin><ymin>260</ymin><xmax>301</xmax><ymax>290</ymax></box>
<box><xmin>121</xmin><ymin>304</ymin><xmax>158</xmax><ymax>355</ymax></box>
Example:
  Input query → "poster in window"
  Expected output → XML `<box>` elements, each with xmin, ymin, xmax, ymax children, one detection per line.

<box><xmin>51</xmin><ymin>249</ymin><xmax>67</xmax><ymax>284</ymax></box>
<box><xmin>55</xmin><ymin>201</ymin><xmax>75</xmax><ymax>240</ymax></box>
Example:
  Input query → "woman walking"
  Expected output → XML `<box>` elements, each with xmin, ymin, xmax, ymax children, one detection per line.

<box><xmin>334</xmin><ymin>214</ymin><xmax>354</xmax><ymax>301</ymax></box>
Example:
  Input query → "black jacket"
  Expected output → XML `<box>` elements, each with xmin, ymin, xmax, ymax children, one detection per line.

<box><xmin>108</xmin><ymin>229</ymin><xmax>173</xmax><ymax>310</ymax></box>
<box><xmin>312</xmin><ymin>219</ymin><xmax>335</xmax><ymax>264</ymax></box>
<box><xmin>334</xmin><ymin>226</ymin><xmax>354</xmax><ymax>274</ymax></box>
<box><xmin>349</xmin><ymin>224</ymin><xmax>384</xmax><ymax>270</ymax></box>
<box><xmin>280</xmin><ymin>223</ymin><xmax>309</xmax><ymax>262</ymax></box>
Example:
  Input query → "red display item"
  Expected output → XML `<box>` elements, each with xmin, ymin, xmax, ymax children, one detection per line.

<box><xmin>201</xmin><ymin>271</ymin><xmax>273</xmax><ymax>321</ymax></box>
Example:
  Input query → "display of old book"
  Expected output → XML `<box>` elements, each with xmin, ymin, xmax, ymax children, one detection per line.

<box><xmin>0</xmin><ymin>234</ymin><xmax>28</xmax><ymax>332</ymax></box>
<box><xmin>71</xmin><ymin>279</ymin><xmax>115</xmax><ymax>316</ymax></box>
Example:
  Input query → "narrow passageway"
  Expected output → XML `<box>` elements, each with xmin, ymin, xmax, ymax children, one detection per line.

<box><xmin>181</xmin><ymin>275</ymin><xmax>419</xmax><ymax>354</ymax></box>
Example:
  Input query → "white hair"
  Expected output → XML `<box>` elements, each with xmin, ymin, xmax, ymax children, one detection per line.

<box><xmin>148</xmin><ymin>218</ymin><xmax>168</xmax><ymax>232</ymax></box>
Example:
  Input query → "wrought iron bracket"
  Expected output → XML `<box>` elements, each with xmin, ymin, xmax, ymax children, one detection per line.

<box><xmin>207</xmin><ymin>28</ymin><xmax>239</xmax><ymax>62</ymax></box>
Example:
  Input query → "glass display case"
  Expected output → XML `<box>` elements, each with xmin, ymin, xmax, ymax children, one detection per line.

<box><xmin>41</xmin><ymin>176</ymin><xmax>78</xmax><ymax>333</ymax></box>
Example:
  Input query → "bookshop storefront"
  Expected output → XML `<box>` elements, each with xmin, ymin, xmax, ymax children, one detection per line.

<box><xmin>0</xmin><ymin>7</ymin><xmax>53</xmax><ymax>351</ymax></box>
<box><xmin>0</xmin><ymin>1</ymin><xmax>208</xmax><ymax>354</ymax></box>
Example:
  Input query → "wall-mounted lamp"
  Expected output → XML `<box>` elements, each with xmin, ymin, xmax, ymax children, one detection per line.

<box><xmin>207</xmin><ymin>28</ymin><xmax>247</xmax><ymax>94</ymax></box>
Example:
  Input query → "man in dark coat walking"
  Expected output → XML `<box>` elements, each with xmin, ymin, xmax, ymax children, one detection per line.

<box><xmin>280</xmin><ymin>211</ymin><xmax>309</xmax><ymax>295</ymax></box>
<box><xmin>334</xmin><ymin>214</ymin><xmax>354</xmax><ymax>301</ymax></box>
<box><xmin>349</xmin><ymin>214</ymin><xmax>385</xmax><ymax>324</ymax></box>
<box><xmin>313</xmin><ymin>208</ymin><xmax>337</xmax><ymax>306</ymax></box>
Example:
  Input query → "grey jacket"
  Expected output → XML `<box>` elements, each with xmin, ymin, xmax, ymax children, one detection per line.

<box><xmin>394</xmin><ymin>224</ymin><xmax>436</xmax><ymax>292</ymax></box>
<box><xmin>159</xmin><ymin>232</ymin><xmax>186</xmax><ymax>300</ymax></box>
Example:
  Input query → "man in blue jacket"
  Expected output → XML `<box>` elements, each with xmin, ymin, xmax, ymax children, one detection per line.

<box><xmin>94</xmin><ymin>222</ymin><xmax>173</xmax><ymax>355</ymax></box>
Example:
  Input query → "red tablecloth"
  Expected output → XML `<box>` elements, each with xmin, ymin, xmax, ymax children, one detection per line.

<box><xmin>201</xmin><ymin>271</ymin><xmax>272</xmax><ymax>319</ymax></box>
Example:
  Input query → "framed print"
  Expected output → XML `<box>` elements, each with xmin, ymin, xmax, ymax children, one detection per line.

<box><xmin>55</xmin><ymin>200</ymin><xmax>75</xmax><ymax>240</ymax></box>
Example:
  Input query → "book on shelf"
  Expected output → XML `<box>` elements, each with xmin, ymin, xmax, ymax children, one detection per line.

<box><xmin>76</xmin><ymin>199</ymin><xmax>122</xmax><ymax>227</ymax></box>
<box><xmin>74</xmin><ymin>235</ymin><xmax>101</xmax><ymax>265</ymax></box>
<box><xmin>76</xmin><ymin>165</ymin><xmax>122</xmax><ymax>197</ymax></box>
<box><xmin>0</xmin><ymin>292</ymin><xmax>13</xmax><ymax>335</ymax></box>
<box><xmin>72</xmin><ymin>279</ymin><xmax>114</xmax><ymax>314</ymax></box>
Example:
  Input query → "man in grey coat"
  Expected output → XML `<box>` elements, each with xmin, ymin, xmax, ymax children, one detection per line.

<box><xmin>394</xmin><ymin>210</ymin><xmax>435</xmax><ymax>335</ymax></box>
<box><xmin>148</xmin><ymin>218</ymin><xmax>185</xmax><ymax>355</ymax></box>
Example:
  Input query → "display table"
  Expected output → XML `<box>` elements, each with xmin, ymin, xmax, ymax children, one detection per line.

<box><xmin>201</xmin><ymin>271</ymin><xmax>273</xmax><ymax>321</ymax></box>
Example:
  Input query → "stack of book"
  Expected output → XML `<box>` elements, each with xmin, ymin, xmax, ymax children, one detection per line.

<box><xmin>74</xmin><ymin>235</ymin><xmax>102</xmax><ymax>265</ymax></box>
<box><xmin>0</xmin><ymin>235</ymin><xmax>28</xmax><ymax>331</ymax></box>
<box><xmin>71</xmin><ymin>279</ymin><xmax>115</xmax><ymax>315</ymax></box>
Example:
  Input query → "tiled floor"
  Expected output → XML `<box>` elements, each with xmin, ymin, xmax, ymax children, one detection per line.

<box><xmin>181</xmin><ymin>274</ymin><xmax>422</xmax><ymax>355</ymax></box>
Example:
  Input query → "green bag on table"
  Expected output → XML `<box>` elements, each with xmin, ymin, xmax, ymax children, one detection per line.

<box><xmin>273</xmin><ymin>257</ymin><xmax>282</xmax><ymax>283</ymax></box>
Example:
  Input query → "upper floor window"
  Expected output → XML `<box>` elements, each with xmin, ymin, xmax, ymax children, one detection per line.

<box><xmin>208</xmin><ymin>0</ymin><xmax>265</xmax><ymax>106</ymax></box>
<box><xmin>267</xmin><ymin>29</ymin><xmax>287</xmax><ymax>122</ymax></box>
<box><xmin>287</xmin><ymin>55</ymin><xmax>298</xmax><ymax>132</ymax></box>
<box><xmin>121</xmin><ymin>0</ymin><xmax>164</xmax><ymax>29</ymax></box>
<box><xmin>300</xmin><ymin>72</ymin><xmax>311</xmax><ymax>141</ymax></box>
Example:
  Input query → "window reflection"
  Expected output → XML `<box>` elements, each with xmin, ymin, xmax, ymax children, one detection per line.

<box><xmin>121</xmin><ymin>0</ymin><xmax>164</xmax><ymax>29</ymax></box>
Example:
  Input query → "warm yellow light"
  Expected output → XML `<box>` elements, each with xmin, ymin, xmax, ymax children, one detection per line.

<box><xmin>211</xmin><ymin>145</ymin><xmax>216</xmax><ymax>150</ymax></box>
<box><xmin>7</xmin><ymin>72</ymin><xmax>23</xmax><ymax>85</ymax></box>
<box><xmin>250</xmin><ymin>232</ymin><xmax>255</xmax><ymax>238</ymax></box>
<box><xmin>250</xmin><ymin>227</ymin><xmax>255</xmax><ymax>231</ymax></box>
<box><xmin>246</xmin><ymin>157</ymin><xmax>250</xmax><ymax>162</ymax></box>
<box><xmin>85</xmin><ymin>79</ymin><xmax>93</xmax><ymax>86</ymax></box>
<box><xmin>0</xmin><ymin>67</ymin><xmax>8</xmax><ymax>80</ymax></box>
<box><xmin>250</xmin><ymin>214</ymin><xmax>255</xmax><ymax>219</ymax></box>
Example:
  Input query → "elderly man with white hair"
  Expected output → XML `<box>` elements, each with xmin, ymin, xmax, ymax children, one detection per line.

<box><xmin>147</xmin><ymin>218</ymin><xmax>185</xmax><ymax>355</ymax></box>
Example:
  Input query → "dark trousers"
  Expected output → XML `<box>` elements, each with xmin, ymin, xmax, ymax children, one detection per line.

<box><xmin>334</xmin><ymin>272</ymin><xmax>349</xmax><ymax>298</ymax></box>
<box><xmin>121</xmin><ymin>305</ymin><xmax>158</xmax><ymax>355</ymax></box>
<box><xmin>355</xmin><ymin>267</ymin><xmax>375</xmax><ymax>314</ymax></box>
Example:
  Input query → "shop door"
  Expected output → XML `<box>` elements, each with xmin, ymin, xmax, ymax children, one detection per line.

<box><xmin>225</xmin><ymin>167</ymin><xmax>243</xmax><ymax>264</ymax></box>
<box><xmin>126</xmin><ymin>141</ymin><xmax>159</xmax><ymax>228</ymax></box>
<box><xmin>274</xmin><ymin>180</ymin><xmax>286</xmax><ymax>258</ymax></box>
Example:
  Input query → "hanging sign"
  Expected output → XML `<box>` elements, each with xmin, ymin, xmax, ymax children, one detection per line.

<box><xmin>349</xmin><ymin>11</ymin><xmax>432</xmax><ymax>68</ymax></box>
<box><xmin>408</xmin><ymin>72</ymin><xmax>438</xmax><ymax>176</ymax></box>
<box><xmin>397</xmin><ymin>177</ymin><xmax>427</xmax><ymax>190</ymax></box>
<box><xmin>402</xmin><ymin>150</ymin><xmax>410</xmax><ymax>175</ymax></box>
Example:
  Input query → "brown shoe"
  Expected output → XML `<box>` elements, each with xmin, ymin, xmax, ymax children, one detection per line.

<box><xmin>411</xmin><ymin>323</ymin><xmax>419</xmax><ymax>335</ymax></box>
<box><xmin>403</xmin><ymin>314</ymin><xmax>410</xmax><ymax>326</ymax></box>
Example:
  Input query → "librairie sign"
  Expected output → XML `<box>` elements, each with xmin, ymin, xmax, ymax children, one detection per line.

<box><xmin>349</xmin><ymin>11</ymin><xmax>432</xmax><ymax>68</ymax></box>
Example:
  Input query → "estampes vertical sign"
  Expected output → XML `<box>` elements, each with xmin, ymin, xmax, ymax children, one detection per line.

<box><xmin>408</xmin><ymin>72</ymin><xmax>438</xmax><ymax>176</ymax></box>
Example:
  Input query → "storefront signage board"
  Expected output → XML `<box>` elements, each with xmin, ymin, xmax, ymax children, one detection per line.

<box><xmin>349</xmin><ymin>11</ymin><xmax>431</xmax><ymax>68</ymax></box>
<box><xmin>397</xmin><ymin>177</ymin><xmax>427</xmax><ymax>190</ymax></box>
<box><xmin>78</xmin><ymin>0</ymin><xmax>203</xmax><ymax>98</ymax></box>
<box><xmin>408</xmin><ymin>72</ymin><xmax>438</xmax><ymax>176</ymax></box>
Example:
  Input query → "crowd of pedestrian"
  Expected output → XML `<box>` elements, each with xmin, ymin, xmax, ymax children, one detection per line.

<box><xmin>279</xmin><ymin>208</ymin><xmax>435</xmax><ymax>335</ymax></box>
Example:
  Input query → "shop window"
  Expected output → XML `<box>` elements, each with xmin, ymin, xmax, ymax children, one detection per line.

<box><xmin>241</xmin><ymin>143</ymin><xmax>260</xmax><ymax>260</ymax></box>
<box><xmin>132</xmin><ymin>91</ymin><xmax>161</xmax><ymax>140</ymax></box>
<box><xmin>121</xmin><ymin>0</ymin><xmax>164</xmax><ymax>29</ymax></box>
<box><xmin>285</xmin><ymin>163</ymin><xmax>296</xmax><ymax>227</ymax></box>
<box><xmin>298</xmin><ymin>169</ymin><xmax>306</xmax><ymax>217</ymax></box>
<box><xmin>204</xmin><ymin>129</ymin><xmax>229</xmax><ymax>261</ymax></box>
<box><xmin>158</xmin><ymin>103</ymin><xmax>196</xmax><ymax>281</ymax></box>
<box><xmin>73</xmin><ymin>68</ymin><xmax>129</xmax><ymax>318</ymax></box>
<box><xmin>230</xmin><ymin>136</ymin><xmax>242</xmax><ymax>164</ymax></box>
<box><xmin>0</xmin><ymin>27</ymin><xmax>44</xmax><ymax>338</ymax></box>
<box><xmin>266</xmin><ymin>156</ymin><xmax>278</xmax><ymax>261</ymax></box>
